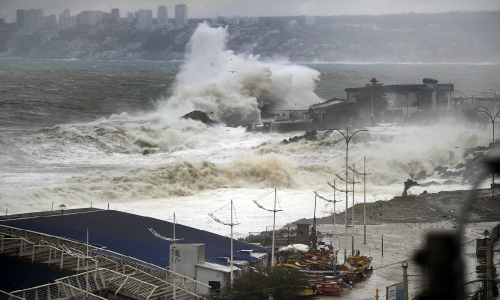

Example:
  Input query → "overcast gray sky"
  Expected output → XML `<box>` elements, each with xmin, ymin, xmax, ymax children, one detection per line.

<box><xmin>1</xmin><ymin>0</ymin><xmax>499</xmax><ymax>22</ymax></box>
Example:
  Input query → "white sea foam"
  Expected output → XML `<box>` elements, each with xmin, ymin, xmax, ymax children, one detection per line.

<box><xmin>0</xmin><ymin>23</ymin><xmax>495</xmax><ymax>239</ymax></box>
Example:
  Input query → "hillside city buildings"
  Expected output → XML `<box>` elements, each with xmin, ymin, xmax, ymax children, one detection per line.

<box><xmin>10</xmin><ymin>4</ymin><xmax>262</xmax><ymax>30</ymax></box>
<box><xmin>0</xmin><ymin>8</ymin><xmax>497</xmax><ymax>64</ymax></box>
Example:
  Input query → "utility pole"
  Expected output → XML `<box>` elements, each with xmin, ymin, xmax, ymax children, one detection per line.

<box><xmin>328</xmin><ymin>180</ymin><xmax>350</xmax><ymax>262</ymax></box>
<box><xmin>315</xmin><ymin>189</ymin><xmax>343</xmax><ymax>246</ymax></box>
<box><xmin>350</xmin><ymin>158</ymin><xmax>371</xmax><ymax>244</ymax></box>
<box><xmin>486</xmin><ymin>235</ymin><xmax>493</xmax><ymax>299</ymax></box>
<box><xmin>402</xmin><ymin>261</ymin><xmax>409</xmax><ymax>300</ymax></box>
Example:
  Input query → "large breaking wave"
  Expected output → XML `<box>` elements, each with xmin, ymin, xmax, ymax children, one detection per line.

<box><xmin>155</xmin><ymin>22</ymin><xmax>322</xmax><ymax>125</ymax></box>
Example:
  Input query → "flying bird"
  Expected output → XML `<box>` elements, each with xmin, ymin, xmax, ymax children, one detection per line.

<box><xmin>229</xmin><ymin>71</ymin><xmax>236</xmax><ymax>73</ymax></box>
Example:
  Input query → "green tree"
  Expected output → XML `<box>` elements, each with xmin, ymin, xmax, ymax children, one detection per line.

<box><xmin>224</xmin><ymin>267</ymin><xmax>309</xmax><ymax>300</ymax></box>
<box><xmin>357</xmin><ymin>78</ymin><xmax>388</xmax><ymax>122</ymax></box>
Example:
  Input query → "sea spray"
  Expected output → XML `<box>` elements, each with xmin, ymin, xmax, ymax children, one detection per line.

<box><xmin>158</xmin><ymin>22</ymin><xmax>322</xmax><ymax>125</ymax></box>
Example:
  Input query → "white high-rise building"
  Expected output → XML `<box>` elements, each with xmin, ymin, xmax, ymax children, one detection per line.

<box><xmin>26</xmin><ymin>9</ymin><xmax>45</xmax><ymax>29</ymax></box>
<box><xmin>137</xmin><ymin>9</ymin><xmax>153</xmax><ymax>27</ymax></box>
<box><xmin>232</xmin><ymin>15</ymin><xmax>240</xmax><ymax>25</ymax></box>
<box><xmin>157</xmin><ymin>6</ymin><xmax>168</xmax><ymax>25</ymax></box>
<box><xmin>59</xmin><ymin>9</ymin><xmax>71</xmax><ymax>29</ymax></box>
<box><xmin>175</xmin><ymin>4</ymin><xmax>187</xmax><ymax>25</ymax></box>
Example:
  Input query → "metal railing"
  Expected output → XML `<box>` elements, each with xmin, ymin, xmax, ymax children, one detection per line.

<box><xmin>0</xmin><ymin>290</ymin><xmax>24</xmax><ymax>300</ymax></box>
<box><xmin>10</xmin><ymin>282</ymin><xmax>106</xmax><ymax>300</ymax></box>
<box><xmin>0</xmin><ymin>224</ymin><xmax>210</xmax><ymax>298</ymax></box>
<box><xmin>58</xmin><ymin>268</ymin><xmax>157</xmax><ymax>300</ymax></box>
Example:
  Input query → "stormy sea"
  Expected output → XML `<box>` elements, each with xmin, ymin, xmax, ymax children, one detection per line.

<box><xmin>1</xmin><ymin>23</ymin><xmax>500</xmax><ymax>240</ymax></box>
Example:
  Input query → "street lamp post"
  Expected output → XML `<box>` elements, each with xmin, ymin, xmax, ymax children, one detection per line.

<box><xmin>332</xmin><ymin>127</ymin><xmax>368</xmax><ymax>261</ymax></box>
<box><xmin>59</xmin><ymin>204</ymin><xmax>66</xmax><ymax>245</ymax></box>
<box><xmin>478</xmin><ymin>107</ymin><xmax>500</xmax><ymax>200</ymax></box>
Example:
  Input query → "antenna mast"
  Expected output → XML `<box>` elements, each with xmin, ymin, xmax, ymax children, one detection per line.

<box><xmin>209</xmin><ymin>200</ymin><xmax>239</xmax><ymax>289</ymax></box>
<box><xmin>254</xmin><ymin>188</ymin><xmax>282</xmax><ymax>270</ymax></box>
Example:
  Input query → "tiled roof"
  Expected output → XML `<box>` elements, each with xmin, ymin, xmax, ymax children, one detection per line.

<box><xmin>0</xmin><ymin>210</ymin><xmax>270</xmax><ymax>268</ymax></box>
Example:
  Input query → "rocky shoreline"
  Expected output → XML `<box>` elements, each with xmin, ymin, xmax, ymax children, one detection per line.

<box><xmin>292</xmin><ymin>188</ymin><xmax>500</xmax><ymax>228</ymax></box>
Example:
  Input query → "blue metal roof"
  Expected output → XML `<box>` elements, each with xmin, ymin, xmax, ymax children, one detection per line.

<box><xmin>0</xmin><ymin>210</ymin><xmax>270</xmax><ymax>268</ymax></box>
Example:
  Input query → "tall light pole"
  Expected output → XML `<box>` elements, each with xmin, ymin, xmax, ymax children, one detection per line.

<box><xmin>150</xmin><ymin>213</ymin><xmax>184</xmax><ymax>300</ymax></box>
<box><xmin>332</xmin><ymin>127</ymin><xmax>368</xmax><ymax>261</ymax></box>
<box><xmin>478</xmin><ymin>107</ymin><xmax>500</xmax><ymax>200</ymax></box>
<box><xmin>59</xmin><ymin>204</ymin><xmax>66</xmax><ymax>245</ymax></box>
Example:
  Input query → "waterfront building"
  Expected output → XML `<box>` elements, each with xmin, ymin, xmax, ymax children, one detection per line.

<box><xmin>345</xmin><ymin>78</ymin><xmax>454</xmax><ymax>114</ymax></box>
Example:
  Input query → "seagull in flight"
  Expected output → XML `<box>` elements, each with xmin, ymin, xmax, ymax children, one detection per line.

<box><xmin>229</xmin><ymin>71</ymin><xmax>237</xmax><ymax>73</ymax></box>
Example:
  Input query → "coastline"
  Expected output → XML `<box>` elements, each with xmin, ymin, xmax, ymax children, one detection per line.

<box><xmin>292</xmin><ymin>188</ymin><xmax>500</xmax><ymax>227</ymax></box>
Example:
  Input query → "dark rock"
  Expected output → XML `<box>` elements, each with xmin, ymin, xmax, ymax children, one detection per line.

<box><xmin>143</xmin><ymin>149</ymin><xmax>150</xmax><ymax>155</ymax></box>
<box><xmin>415</xmin><ymin>170</ymin><xmax>427</xmax><ymax>180</ymax></box>
<box><xmin>434</xmin><ymin>166</ymin><xmax>446</xmax><ymax>174</ymax></box>
<box><xmin>181</xmin><ymin>110</ymin><xmax>217</xmax><ymax>126</ymax></box>
<box><xmin>283</xmin><ymin>130</ymin><xmax>318</xmax><ymax>144</ymax></box>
